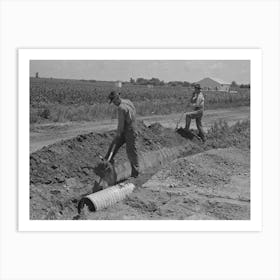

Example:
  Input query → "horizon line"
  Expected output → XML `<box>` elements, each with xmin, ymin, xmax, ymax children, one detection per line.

<box><xmin>29</xmin><ymin>76</ymin><xmax>250</xmax><ymax>84</ymax></box>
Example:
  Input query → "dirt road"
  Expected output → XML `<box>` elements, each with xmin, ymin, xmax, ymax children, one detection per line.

<box><xmin>30</xmin><ymin>106</ymin><xmax>249</xmax><ymax>153</ymax></box>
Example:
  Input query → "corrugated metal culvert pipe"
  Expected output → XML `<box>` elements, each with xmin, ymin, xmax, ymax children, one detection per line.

<box><xmin>114</xmin><ymin>146</ymin><xmax>185</xmax><ymax>183</ymax></box>
<box><xmin>78</xmin><ymin>146</ymin><xmax>187</xmax><ymax>213</ymax></box>
<box><xmin>78</xmin><ymin>183</ymin><xmax>135</xmax><ymax>213</ymax></box>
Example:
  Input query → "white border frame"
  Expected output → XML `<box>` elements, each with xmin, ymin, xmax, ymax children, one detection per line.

<box><xmin>19</xmin><ymin>49</ymin><xmax>262</xmax><ymax>232</ymax></box>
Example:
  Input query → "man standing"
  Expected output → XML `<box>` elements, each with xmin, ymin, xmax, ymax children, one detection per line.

<box><xmin>185</xmin><ymin>84</ymin><xmax>206</xmax><ymax>142</ymax></box>
<box><xmin>106</xmin><ymin>91</ymin><xmax>139</xmax><ymax>178</ymax></box>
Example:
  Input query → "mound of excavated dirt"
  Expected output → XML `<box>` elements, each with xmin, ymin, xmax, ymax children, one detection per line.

<box><xmin>82</xmin><ymin>147</ymin><xmax>250</xmax><ymax>220</ymax></box>
<box><xmin>30</xmin><ymin>121</ymin><xmax>192</xmax><ymax>186</ymax></box>
<box><xmin>30</xmin><ymin>120</ymin><xmax>250</xmax><ymax>220</ymax></box>
<box><xmin>30</xmin><ymin>121</ymin><xmax>200</xmax><ymax>219</ymax></box>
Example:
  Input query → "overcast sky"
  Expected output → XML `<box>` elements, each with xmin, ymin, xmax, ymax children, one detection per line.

<box><xmin>30</xmin><ymin>60</ymin><xmax>250</xmax><ymax>84</ymax></box>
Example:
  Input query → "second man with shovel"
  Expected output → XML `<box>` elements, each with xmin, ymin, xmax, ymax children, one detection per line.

<box><xmin>185</xmin><ymin>84</ymin><xmax>206</xmax><ymax>142</ymax></box>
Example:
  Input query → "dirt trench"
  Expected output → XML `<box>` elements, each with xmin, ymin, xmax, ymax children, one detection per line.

<box><xmin>30</xmin><ymin>121</ymin><xmax>197</xmax><ymax>186</ymax></box>
<box><xmin>30</xmin><ymin>120</ymin><xmax>250</xmax><ymax>220</ymax></box>
<box><xmin>30</xmin><ymin>121</ymin><xmax>202</xmax><ymax>219</ymax></box>
<box><xmin>81</xmin><ymin>147</ymin><xmax>250</xmax><ymax>220</ymax></box>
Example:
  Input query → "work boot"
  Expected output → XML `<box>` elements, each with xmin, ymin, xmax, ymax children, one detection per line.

<box><xmin>131</xmin><ymin>169</ymin><xmax>139</xmax><ymax>178</ymax></box>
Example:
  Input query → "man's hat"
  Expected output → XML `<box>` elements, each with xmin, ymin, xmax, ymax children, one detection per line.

<box><xmin>108</xmin><ymin>91</ymin><xmax>119</xmax><ymax>103</ymax></box>
<box><xmin>194</xmin><ymin>83</ymin><xmax>201</xmax><ymax>89</ymax></box>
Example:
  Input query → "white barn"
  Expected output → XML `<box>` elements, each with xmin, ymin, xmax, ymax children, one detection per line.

<box><xmin>196</xmin><ymin>77</ymin><xmax>231</xmax><ymax>92</ymax></box>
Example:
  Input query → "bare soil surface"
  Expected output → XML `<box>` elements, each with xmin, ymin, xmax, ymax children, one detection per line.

<box><xmin>30</xmin><ymin>121</ymin><xmax>199</xmax><ymax>220</ymax></box>
<box><xmin>30</xmin><ymin>116</ymin><xmax>250</xmax><ymax>220</ymax></box>
<box><xmin>30</xmin><ymin>107</ymin><xmax>249</xmax><ymax>153</ymax></box>
<box><xmin>81</xmin><ymin>148</ymin><xmax>250</xmax><ymax>220</ymax></box>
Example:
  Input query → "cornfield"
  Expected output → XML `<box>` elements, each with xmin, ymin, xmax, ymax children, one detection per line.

<box><xmin>30</xmin><ymin>77</ymin><xmax>250</xmax><ymax>123</ymax></box>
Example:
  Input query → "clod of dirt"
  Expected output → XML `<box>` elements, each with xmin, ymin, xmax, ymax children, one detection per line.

<box><xmin>176</xmin><ymin>127</ymin><xmax>203</xmax><ymax>142</ymax></box>
<box><xmin>148</xmin><ymin>122</ymin><xmax>164</xmax><ymax>133</ymax></box>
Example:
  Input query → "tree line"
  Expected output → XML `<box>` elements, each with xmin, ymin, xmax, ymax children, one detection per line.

<box><xmin>130</xmin><ymin>78</ymin><xmax>250</xmax><ymax>88</ymax></box>
<box><xmin>130</xmin><ymin>77</ymin><xmax>193</xmax><ymax>87</ymax></box>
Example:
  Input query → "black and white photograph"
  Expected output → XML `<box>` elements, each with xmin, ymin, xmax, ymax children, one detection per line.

<box><xmin>28</xmin><ymin>58</ymin><xmax>252</xmax><ymax>221</ymax></box>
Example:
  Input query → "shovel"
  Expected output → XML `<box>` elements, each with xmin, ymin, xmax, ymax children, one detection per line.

<box><xmin>93</xmin><ymin>143</ymin><xmax>116</xmax><ymax>192</ymax></box>
<box><xmin>175</xmin><ymin>112</ymin><xmax>185</xmax><ymax>130</ymax></box>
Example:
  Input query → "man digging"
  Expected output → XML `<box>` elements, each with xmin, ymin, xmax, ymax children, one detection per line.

<box><xmin>106</xmin><ymin>91</ymin><xmax>140</xmax><ymax>178</ymax></box>
<box><xmin>185</xmin><ymin>84</ymin><xmax>206</xmax><ymax>142</ymax></box>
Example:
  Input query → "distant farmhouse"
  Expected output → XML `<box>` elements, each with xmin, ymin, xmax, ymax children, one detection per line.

<box><xmin>196</xmin><ymin>77</ymin><xmax>231</xmax><ymax>92</ymax></box>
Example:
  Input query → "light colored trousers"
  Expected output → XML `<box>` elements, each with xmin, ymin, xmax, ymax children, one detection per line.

<box><xmin>185</xmin><ymin>109</ymin><xmax>205</xmax><ymax>140</ymax></box>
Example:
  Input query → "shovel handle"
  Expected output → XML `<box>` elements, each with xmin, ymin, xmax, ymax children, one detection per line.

<box><xmin>107</xmin><ymin>143</ymin><xmax>116</xmax><ymax>162</ymax></box>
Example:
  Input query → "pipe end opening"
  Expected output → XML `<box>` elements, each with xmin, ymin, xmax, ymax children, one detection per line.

<box><xmin>78</xmin><ymin>198</ymin><xmax>96</xmax><ymax>214</ymax></box>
